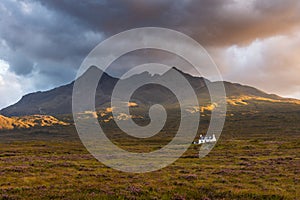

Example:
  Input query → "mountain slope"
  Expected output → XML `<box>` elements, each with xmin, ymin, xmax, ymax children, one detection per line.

<box><xmin>1</xmin><ymin>66</ymin><xmax>298</xmax><ymax>116</ymax></box>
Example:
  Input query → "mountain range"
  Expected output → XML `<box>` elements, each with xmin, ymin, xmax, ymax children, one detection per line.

<box><xmin>0</xmin><ymin>66</ymin><xmax>299</xmax><ymax>117</ymax></box>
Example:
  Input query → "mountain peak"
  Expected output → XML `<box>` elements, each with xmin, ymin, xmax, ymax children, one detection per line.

<box><xmin>164</xmin><ymin>67</ymin><xmax>205</xmax><ymax>80</ymax></box>
<box><xmin>171</xmin><ymin>66</ymin><xmax>183</xmax><ymax>72</ymax></box>
<box><xmin>78</xmin><ymin>66</ymin><xmax>104</xmax><ymax>79</ymax></box>
<box><xmin>85</xmin><ymin>65</ymin><xmax>102</xmax><ymax>73</ymax></box>
<box><xmin>165</xmin><ymin>67</ymin><xmax>187</xmax><ymax>75</ymax></box>
<box><xmin>76</xmin><ymin>66</ymin><xmax>118</xmax><ymax>83</ymax></box>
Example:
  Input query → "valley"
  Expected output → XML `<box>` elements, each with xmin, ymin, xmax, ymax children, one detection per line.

<box><xmin>0</xmin><ymin>106</ymin><xmax>299</xmax><ymax>199</ymax></box>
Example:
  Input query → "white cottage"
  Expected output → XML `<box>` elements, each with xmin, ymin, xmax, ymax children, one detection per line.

<box><xmin>194</xmin><ymin>134</ymin><xmax>217</xmax><ymax>144</ymax></box>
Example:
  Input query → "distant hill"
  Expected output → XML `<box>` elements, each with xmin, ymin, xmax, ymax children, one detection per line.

<box><xmin>0</xmin><ymin>66</ymin><xmax>299</xmax><ymax>117</ymax></box>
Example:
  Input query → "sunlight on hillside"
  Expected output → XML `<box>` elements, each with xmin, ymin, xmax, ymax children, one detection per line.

<box><xmin>227</xmin><ymin>95</ymin><xmax>300</xmax><ymax>106</ymax></box>
<box><xmin>0</xmin><ymin>115</ymin><xmax>69</xmax><ymax>130</ymax></box>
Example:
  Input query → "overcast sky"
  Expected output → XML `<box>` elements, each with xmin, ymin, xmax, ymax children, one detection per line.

<box><xmin>0</xmin><ymin>0</ymin><xmax>300</xmax><ymax>109</ymax></box>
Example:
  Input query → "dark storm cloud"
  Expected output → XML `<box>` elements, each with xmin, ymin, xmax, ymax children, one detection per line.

<box><xmin>35</xmin><ymin>0</ymin><xmax>300</xmax><ymax>46</ymax></box>
<box><xmin>0</xmin><ymin>0</ymin><xmax>103</xmax><ymax>79</ymax></box>
<box><xmin>1</xmin><ymin>0</ymin><xmax>300</xmax><ymax>77</ymax></box>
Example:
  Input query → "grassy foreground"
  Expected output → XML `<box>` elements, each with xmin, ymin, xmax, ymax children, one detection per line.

<box><xmin>0</xmin><ymin>111</ymin><xmax>299</xmax><ymax>199</ymax></box>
